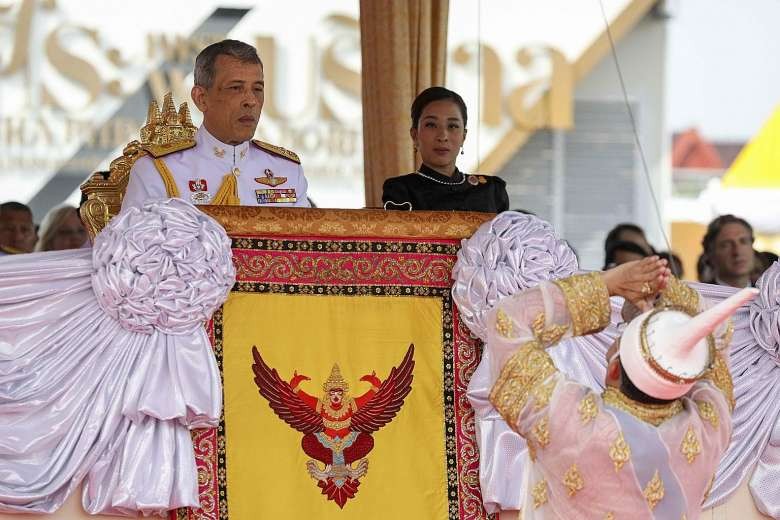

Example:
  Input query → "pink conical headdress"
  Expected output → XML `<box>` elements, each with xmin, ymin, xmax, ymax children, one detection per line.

<box><xmin>619</xmin><ymin>287</ymin><xmax>758</xmax><ymax>400</ymax></box>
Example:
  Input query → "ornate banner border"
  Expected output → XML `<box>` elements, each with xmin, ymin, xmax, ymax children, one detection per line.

<box><xmin>175</xmin><ymin>234</ymin><xmax>491</xmax><ymax>520</ymax></box>
<box><xmin>201</xmin><ymin>206</ymin><xmax>493</xmax><ymax>239</ymax></box>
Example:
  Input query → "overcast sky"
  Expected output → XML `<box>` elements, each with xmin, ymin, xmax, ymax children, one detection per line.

<box><xmin>666</xmin><ymin>0</ymin><xmax>780</xmax><ymax>141</ymax></box>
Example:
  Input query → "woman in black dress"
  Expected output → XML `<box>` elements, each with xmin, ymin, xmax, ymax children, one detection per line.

<box><xmin>382</xmin><ymin>86</ymin><xmax>509</xmax><ymax>213</ymax></box>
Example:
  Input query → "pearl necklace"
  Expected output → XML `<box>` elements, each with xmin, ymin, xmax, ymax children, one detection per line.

<box><xmin>415</xmin><ymin>169</ymin><xmax>465</xmax><ymax>185</ymax></box>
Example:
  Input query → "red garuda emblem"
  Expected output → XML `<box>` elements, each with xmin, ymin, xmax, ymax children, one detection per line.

<box><xmin>251</xmin><ymin>344</ymin><xmax>415</xmax><ymax>508</ymax></box>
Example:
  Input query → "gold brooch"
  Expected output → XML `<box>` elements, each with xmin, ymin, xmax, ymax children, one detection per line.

<box><xmin>255</xmin><ymin>168</ymin><xmax>286</xmax><ymax>186</ymax></box>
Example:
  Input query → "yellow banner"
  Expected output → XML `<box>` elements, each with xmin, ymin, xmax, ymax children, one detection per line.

<box><xmin>223</xmin><ymin>293</ymin><xmax>448</xmax><ymax>518</ymax></box>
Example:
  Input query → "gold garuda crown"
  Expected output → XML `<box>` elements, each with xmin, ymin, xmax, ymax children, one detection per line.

<box><xmin>322</xmin><ymin>364</ymin><xmax>349</xmax><ymax>393</ymax></box>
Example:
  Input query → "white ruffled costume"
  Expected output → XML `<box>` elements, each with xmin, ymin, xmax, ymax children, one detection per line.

<box><xmin>0</xmin><ymin>198</ymin><xmax>234</xmax><ymax>515</ymax></box>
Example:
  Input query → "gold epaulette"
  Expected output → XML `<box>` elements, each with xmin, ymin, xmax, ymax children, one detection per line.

<box><xmin>252</xmin><ymin>140</ymin><xmax>301</xmax><ymax>164</ymax></box>
<box><xmin>140</xmin><ymin>140</ymin><xmax>196</xmax><ymax>158</ymax></box>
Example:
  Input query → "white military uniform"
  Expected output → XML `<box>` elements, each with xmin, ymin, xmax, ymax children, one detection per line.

<box><xmin>121</xmin><ymin>126</ymin><xmax>310</xmax><ymax>211</ymax></box>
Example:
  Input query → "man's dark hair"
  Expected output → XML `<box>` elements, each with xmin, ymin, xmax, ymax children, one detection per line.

<box><xmin>701</xmin><ymin>214</ymin><xmax>754</xmax><ymax>255</ymax></box>
<box><xmin>603</xmin><ymin>240</ymin><xmax>649</xmax><ymax>269</ymax></box>
<box><xmin>604</xmin><ymin>223</ymin><xmax>648</xmax><ymax>254</ymax></box>
<box><xmin>194</xmin><ymin>39</ymin><xmax>262</xmax><ymax>88</ymax></box>
<box><xmin>619</xmin><ymin>363</ymin><xmax>674</xmax><ymax>405</ymax></box>
<box><xmin>0</xmin><ymin>201</ymin><xmax>32</xmax><ymax>217</ymax></box>
<box><xmin>410</xmin><ymin>86</ymin><xmax>468</xmax><ymax>129</ymax></box>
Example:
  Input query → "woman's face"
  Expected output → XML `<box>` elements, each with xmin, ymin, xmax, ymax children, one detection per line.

<box><xmin>411</xmin><ymin>99</ymin><xmax>466</xmax><ymax>175</ymax></box>
<box><xmin>50</xmin><ymin>211</ymin><xmax>87</xmax><ymax>251</ymax></box>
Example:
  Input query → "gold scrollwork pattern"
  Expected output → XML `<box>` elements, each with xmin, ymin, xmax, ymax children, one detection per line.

<box><xmin>532</xmin><ymin>377</ymin><xmax>557</xmax><ymax>411</ymax></box>
<box><xmin>490</xmin><ymin>341</ymin><xmax>557</xmax><ymax>426</ymax></box>
<box><xmin>602</xmin><ymin>387</ymin><xmax>683</xmax><ymax>427</ymax></box>
<box><xmin>681</xmin><ymin>426</ymin><xmax>702</xmax><ymax>464</ymax></box>
<box><xmin>532</xmin><ymin>479</ymin><xmax>548</xmax><ymax>509</ymax></box>
<box><xmin>233</xmin><ymin>252</ymin><xmax>455</xmax><ymax>286</ymax></box>
<box><xmin>643</xmin><ymin>470</ymin><xmax>665</xmax><ymax>510</ymax></box>
<box><xmin>553</xmin><ymin>273</ymin><xmax>611</xmax><ymax>336</ymax></box>
<box><xmin>609</xmin><ymin>432</ymin><xmax>631</xmax><ymax>472</ymax></box>
<box><xmin>563</xmin><ymin>463</ymin><xmax>584</xmax><ymax>497</ymax></box>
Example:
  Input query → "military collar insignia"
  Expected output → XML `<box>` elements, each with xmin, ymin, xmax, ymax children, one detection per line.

<box><xmin>213</xmin><ymin>147</ymin><xmax>225</xmax><ymax>158</ymax></box>
<box><xmin>256</xmin><ymin>168</ymin><xmax>287</xmax><ymax>186</ymax></box>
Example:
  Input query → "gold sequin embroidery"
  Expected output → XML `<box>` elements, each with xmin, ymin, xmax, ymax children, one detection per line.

<box><xmin>563</xmin><ymin>463</ymin><xmax>584</xmax><ymax>497</ymax></box>
<box><xmin>609</xmin><ymin>432</ymin><xmax>631</xmax><ymax>472</ymax></box>
<box><xmin>704</xmin><ymin>353</ymin><xmax>735</xmax><ymax>411</ymax></box>
<box><xmin>490</xmin><ymin>341</ymin><xmax>557</xmax><ymax>426</ymax></box>
<box><xmin>696</xmin><ymin>400</ymin><xmax>719</xmax><ymax>429</ymax></box>
<box><xmin>496</xmin><ymin>308</ymin><xmax>515</xmax><ymax>338</ymax></box>
<box><xmin>527</xmin><ymin>438</ymin><xmax>538</xmax><ymax>462</ymax></box>
<box><xmin>643</xmin><ymin>470</ymin><xmax>665</xmax><ymax>510</ymax></box>
<box><xmin>531</xmin><ymin>312</ymin><xmax>569</xmax><ymax>347</ymax></box>
<box><xmin>681</xmin><ymin>426</ymin><xmax>702</xmax><ymax>464</ymax></box>
<box><xmin>532</xmin><ymin>377</ymin><xmax>557</xmax><ymax>411</ymax></box>
<box><xmin>602</xmin><ymin>387</ymin><xmax>683</xmax><ymax>426</ymax></box>
<box><xmin>657</xmin><ymin>276</ymin><xmax>699</xmax><ymax>315</ymax></box>
<box><xmin>532</xmin><ymin>479</ymin><xmax>548</xmax><ymax>509</ymax></box>
<box><xmin>578</xmin><ymin>394</ymin><xmax>598</xmax><ymax>424</ymax></box>
<box><xmin>553</xmin><ymin>272</ymin><xmax>611</xmax><ymax>336</ymax></box>
<box><xmin>533</xmin><ymin>416</ymin><xmax>551</xmax><ymax>448</ymax></box>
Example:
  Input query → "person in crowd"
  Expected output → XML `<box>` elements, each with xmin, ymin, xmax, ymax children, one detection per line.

<box><xmin>381</xmin><ymin>86</ymin><xmax>509</xmax><ymax>213</ymax></box>
<box><xmin>34</xmin><ymin>205</ymin><xmax>88</xmax><ymax>252</ymax></box>
<box><xmin>701</xmin><ymin>214</ymin><xmax>756</xmax><ymax>288</ymax></box>
<box><xmin>603</xmin><ymin>239</ymin><xmax>648</xmax><ymax>269</ymax></box>
<box><xmin>0</xmin><ymin>201</ymin><xmax>36</xmax><ymax>255</ymax></box>
<box><xmin>604</xmin><ymin>223</ymin><xmax>655</xmax><ymax>258</ymax></box>
<box><xmin>122</xmin><ymin>39</ymin><xmax>309</xmax><ymax>211</ymax></box>
<box><xmin>751</xmin><ymin>250</ymin><xmax>779</xmax><ymax>285</ymax></box>
<box><xmin>697</xmin><ymin>253</ymin><xmax>714</xmax><ymax>284</ymax></box>
<box><xmin>478</xmin><ymin>256</ymin><xmax>754</xmax><ymax>518</ymax></box>
<box><xmin>658</xmin><ymin>251</ymin><xmax>684</xmax><ymax>278</ymax></box>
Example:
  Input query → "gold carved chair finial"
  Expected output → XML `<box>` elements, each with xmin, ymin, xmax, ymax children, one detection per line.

<box><xmin>79</xmin><ymin>92</ymin><xmax>197</xmax><ymax>239</ymax></box>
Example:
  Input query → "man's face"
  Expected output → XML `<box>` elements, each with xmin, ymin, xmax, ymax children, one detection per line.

<box><xmin>192</xmin><ymin>55</ymin><xmax>264</xmax><ymax>145</ymax></box>
<box><xmin>711</xmin><ymin>223</ymin><xmax>755</xmax><ymax>280</ymax></box>
<box><xmin>328</xmin><ymin>389</ymin><xmax>343</xmax><ymax>405</ymax></box>
<box><xmin>50</xmin><ymin>210</ymin><xmax>88</xmax><ymax>251</ymax></box>
<box><xmin>0</xmin><ymin>209</ymin><xmax>36</xmax><ymax>252</ymax></box>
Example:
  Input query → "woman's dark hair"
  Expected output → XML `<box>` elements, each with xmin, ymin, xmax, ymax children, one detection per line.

<box><xmin>410</xmin><ymin>86</ymin><xmax>468</xmax><ymax>129</ymax></box>
<box><xmin>701</xmin><ymin>214</ymin><xmax>754</xmax><ymax>255</ymax></box>
<box><xmin>619</xmin><ymin>363</ymin><xmax>674</xmax><ymax>405</ymax></box>
<box><xmin>604</xmin><ymin>223</ymin><xmax>648</xmax><ymax>254</ymax></box>
<box><xmin>603</xmin><ymin>240</ymin><xmax>649</xmax><ymax>270</ymax></box>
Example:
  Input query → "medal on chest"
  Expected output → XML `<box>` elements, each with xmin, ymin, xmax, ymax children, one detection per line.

<box><xmin>255</xmin><ymin>168</ymin><xmax>287</xmax><ymax>187</ymax></box>
<box><xmin>188</xmin><ymin>178</ymin><xmax>211</xmax><ymax>204</ymax></box>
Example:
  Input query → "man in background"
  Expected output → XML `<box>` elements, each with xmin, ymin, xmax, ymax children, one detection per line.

<box><xmin>0</xmin><ymin>202</ymin><xmax>36</xmax><ymax>255</ymax></box>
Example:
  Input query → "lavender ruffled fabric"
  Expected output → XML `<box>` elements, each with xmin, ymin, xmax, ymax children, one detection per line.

<box><xmin>452</xmin><ymin>211</ymin><xmax>578</xmax><ymax>341</ymax></box>
<box><xmin>0</xmin><ymin>198</ymin><xmax>234</xmax><ymax>516</ymax></box>
<box><xmin>92</xmin><ymin>198</ymin><xmax>234</xmax><ymax>335</ymax></box>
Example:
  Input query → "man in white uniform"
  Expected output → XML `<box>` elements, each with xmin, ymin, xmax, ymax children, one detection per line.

<box><xmin>122</xmin><ymin>39</ymin><xmax>309</xmax><ymax>210</ymax></box>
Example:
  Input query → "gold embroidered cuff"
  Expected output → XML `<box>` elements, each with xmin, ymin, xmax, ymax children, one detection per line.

<box><xmin>553</xmin><ymin>273</ymin><xmax>611</xmax><ymax>336</ymax></box>
<box><xmin>489</xmin><ymin>341</ymin><xmax>557</xmax><ymax>426</ymax></box>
